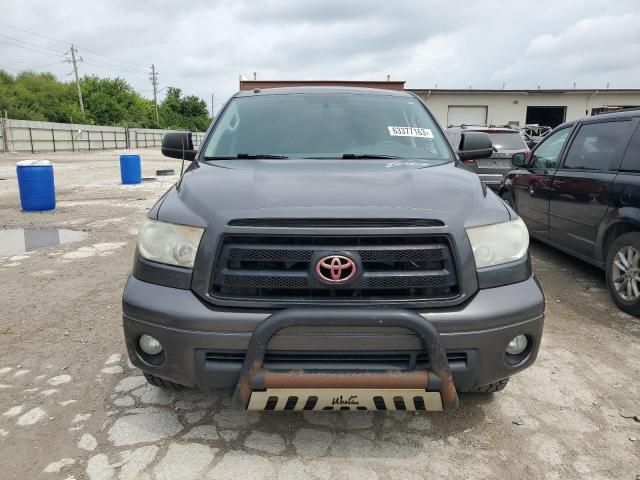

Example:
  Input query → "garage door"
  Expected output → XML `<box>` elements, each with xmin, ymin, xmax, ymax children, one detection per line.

<box><xmin>447</xmin><ymin>106</ymin><xmax>488</xmax><ymax>127</ymax></box>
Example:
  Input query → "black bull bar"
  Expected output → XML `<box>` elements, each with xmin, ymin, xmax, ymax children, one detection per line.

<box><xmin>231</xmin><ymin>308</ymin><xmax>459</xmax><ymax>411</ymax></box>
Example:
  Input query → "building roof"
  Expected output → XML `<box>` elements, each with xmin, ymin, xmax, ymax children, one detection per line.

<box><xmin>239</xmin><ymin>79</ymin><xmax>406</xmax><ymax>91</ymax></box>
<box><xmin>410</xmin><ymin>88</ymin><xmax>640</xmax><ymax>95</ymax></box>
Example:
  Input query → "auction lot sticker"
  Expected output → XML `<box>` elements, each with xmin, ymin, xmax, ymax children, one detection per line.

<box><xmin>388</xmin><ymin>126</ymin><xmax>434</xmax><ymax>138</ymax></box>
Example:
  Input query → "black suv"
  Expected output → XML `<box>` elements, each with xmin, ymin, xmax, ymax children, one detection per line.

<box><xmin>123</xmin><ymin>87</ymin><xmax>545</xmax><ymax>412</ymax></box>
<box><xmin>500</xmin><ymin>109</ymin><xmax>640</xmax><ymax>315</ymax></box>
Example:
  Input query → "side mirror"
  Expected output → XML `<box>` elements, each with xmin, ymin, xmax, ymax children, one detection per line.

<box><xmin>457</xmin><ymin>131</ymin><xmax>493</xmax><ymax>161</ymax></box>
<box><xmin>512</xmin><ymin>152</ymin><xmax>527</xmax><ymax>167</ymax></box>
<box><xmin>161</xmin><ymin>132</ymin><xmax>197</xmax><ymax>160</ymax></box>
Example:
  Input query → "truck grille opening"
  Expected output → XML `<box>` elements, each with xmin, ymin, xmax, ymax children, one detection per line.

<box><xmin>227</xmin><ymin>218</ymin><xmax>444</xmax><ymax>228</ymax></box>
<box><xmin>210</xmin><ymin>234</ymin><xmax>459</xmax><ymax>304</ymax></box>
<box><xmin>204</xmin><ymin>350</ymin><xmax>468</xmax><ymax>370</ymax></box>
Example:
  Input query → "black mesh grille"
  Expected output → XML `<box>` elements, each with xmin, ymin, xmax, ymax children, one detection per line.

<box><xmin>211</xmin><ymin>234</ymin><xmax>459</xmax><ymax>303</ymax></box>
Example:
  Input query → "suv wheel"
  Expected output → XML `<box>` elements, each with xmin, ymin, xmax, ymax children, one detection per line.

<box><xmin>606</xmin><ymin>232</ymin><xmax>640</xmax><ymax>316</ymax></box>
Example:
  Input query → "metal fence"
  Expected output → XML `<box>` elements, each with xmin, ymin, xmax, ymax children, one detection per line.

<box><xmin>0</xmin><ymin>118</ymin><xmax>205</xmax><ymax>153</ymax></box>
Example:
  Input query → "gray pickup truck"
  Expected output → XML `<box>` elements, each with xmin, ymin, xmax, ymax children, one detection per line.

<box><xmin>122</xmin><ymin>87</ymin><xmax>544</xmax><ymax>412</ymax></box>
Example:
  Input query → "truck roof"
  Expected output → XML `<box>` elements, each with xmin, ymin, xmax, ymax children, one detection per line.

<box><xmin>234</xmin><ymin>86</ymin><xmax>412</xmax><ymax>98</ymax></box>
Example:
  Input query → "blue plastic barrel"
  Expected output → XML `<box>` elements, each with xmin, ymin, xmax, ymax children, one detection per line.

<box><xmin>119</xmin><ymin>153</ymin><xmax>142</xmax><ymax>184</ymax></box>
<box><xmin>16</xmin><ymin>160</ymin><xmax>56</xmax><ymax>211</ymax></box>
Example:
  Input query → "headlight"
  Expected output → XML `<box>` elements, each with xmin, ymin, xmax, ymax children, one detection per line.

<box><xmin>466</xmin><ymin>217</ymin><xmax>529</xmax><ymax>269</ymax></box>
<box><xmin>137</xmin><ymin>218</ymin><xmax>204</xmax><ymax>268</ymax></box>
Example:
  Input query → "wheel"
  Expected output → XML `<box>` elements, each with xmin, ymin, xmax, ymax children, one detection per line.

<box><xmin>465</xmin><ymin>378</ymin><xmax>510</xmax><ymax>394</ymax></box>
<box><xmin>606</xmin><ymin>232</ymin><xmax>640</xmax><ymax>317</ymax></box>
<box><xmin>144</xmin><ymin>372</ymin><xmax>184</xmax><ymax>390</ymax></box>
<box><xmin>528</xmin><ymin>182</ymin><xmax>535</xmax><ymax>195</ymax></box>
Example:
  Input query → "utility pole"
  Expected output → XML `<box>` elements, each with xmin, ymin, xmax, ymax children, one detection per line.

<box><xmin>150</xmin><ymin>64</ymin><xmax>159</xmax><ymax>124</ymax></box>
<box><xmin>211</xmin><ymin>93</ymin><xmax>214</xmax><ymax>118</ymax></box>
<box><xmin>68</xmin><ymin>45</ymin><xmax>84</xmax><ymax>113</ymax></box>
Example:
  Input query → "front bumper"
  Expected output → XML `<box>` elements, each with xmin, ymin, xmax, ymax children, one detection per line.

<box><xmin>122</xmin><ymin>274</ymin><xmax>544</xmax><ymax>394</ymax></box>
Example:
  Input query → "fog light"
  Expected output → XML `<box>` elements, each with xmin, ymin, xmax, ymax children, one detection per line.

<box><xmin>505</xmin><ymin>335</ymin><xmax>528</xmax><ymax>355</ymax></box>
<box><xmin>139</xmin><ymin>334</ymin><xmax>163</xmax><ymax>355</ymax></box>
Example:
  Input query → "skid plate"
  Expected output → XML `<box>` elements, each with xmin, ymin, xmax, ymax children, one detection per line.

<box><xmin>247</xmin><ymin>388</ymin><xmax>443</xmax><ymax>411</ymax></box>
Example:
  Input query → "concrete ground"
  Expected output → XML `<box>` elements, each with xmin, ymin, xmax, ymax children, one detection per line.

<box><xmin>0</xmin><ymin>150</ymin><xmax>639</xmax><ymax>480</ymax></box>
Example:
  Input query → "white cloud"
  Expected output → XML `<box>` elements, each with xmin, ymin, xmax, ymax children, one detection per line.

<box><xmin>1</xmin><ymin>0</ymin><xmax>639</xmax><ymax>108</ymax></box>
<box><xmin>493</xmin><ymin>13</ymin><xmax>640</xmax><ymax>88</ymax></box>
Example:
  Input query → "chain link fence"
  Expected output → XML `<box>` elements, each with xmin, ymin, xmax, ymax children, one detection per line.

<box><xmin>0</xmin><ymin>118</ymin><xmax>205</xmax><ymax>153</ymax></box>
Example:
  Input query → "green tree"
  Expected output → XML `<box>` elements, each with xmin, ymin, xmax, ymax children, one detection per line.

<box><xmin>0</xmin><ymin>68</ymin><xmax>209</xmax><ymax>130</ymax></box>
<box><xmin>159</xmin><ymin>87</ymin><xmax>211</xmax><ymax>131</ymax></box>
<box><xmin>80</xmin><ymin>76</ymin><xmax>157</xmax><ymax>127</ymax></box>
<box><xmin>0</xmin><ymin>71</ymin><xmax>89</xmax><ymax>123</ymax></box>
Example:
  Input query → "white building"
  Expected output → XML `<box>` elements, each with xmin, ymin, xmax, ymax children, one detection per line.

<box><xmin>411</xmin><ymin>88</ymin><xmax>640</xmax><ymax>128</ymax></box>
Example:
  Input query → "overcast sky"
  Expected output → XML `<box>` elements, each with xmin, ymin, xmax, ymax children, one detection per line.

<box><xmin>1</xmin><ymin>0</ymin><xmax>639</xmax><ymax>113</ymax></box>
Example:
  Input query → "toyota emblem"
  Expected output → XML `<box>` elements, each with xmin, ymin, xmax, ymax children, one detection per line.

<box><xmin>315</xmin><ymin>255</ymin><xmax>357</xmax><ymax>284</ymax></box>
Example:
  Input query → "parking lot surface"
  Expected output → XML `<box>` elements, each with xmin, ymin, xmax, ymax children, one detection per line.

<box><xmin>0</xmin><ymin>150</ymin><xmax>639</xmax><ymax>480</ymax></box>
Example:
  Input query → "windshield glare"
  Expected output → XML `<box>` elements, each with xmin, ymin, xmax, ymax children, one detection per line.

<box><xmin>203</xmin><ymin>93</ymin><xmax>453</xmax><ymax>163</ymax></box>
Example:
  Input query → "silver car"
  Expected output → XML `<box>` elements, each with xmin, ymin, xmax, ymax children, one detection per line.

<box><xmin>446</xmin><ymin>126</ymin><xmax>530</xmax><ymax>190</ymax></box>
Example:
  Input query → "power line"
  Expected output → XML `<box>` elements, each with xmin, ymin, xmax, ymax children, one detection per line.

<box><xmin>82</xmin><ymin>60</ymin><xmax>147</xmax><ymax>75</ymax></box>
<box><xmin>0</xmin><ymin>33</ymin><xmax>63</xmax><ymax>53</ymax></box>
<box><xmin>0</xmin><ymin>21</ymin><xmax>69</xmax><ymax>46</ymax></box>
<box><xmin>27</xmin><ymin>61</ymin><xmax>67</xmax><ymax>69</ymax></box>
<box><xmin>0</xmin><ymin>20</ymin><xmax>148</xmax><ymax>68</ymax></box>
<box><xmin>0</xmin><ymin>38</ymin><xmax>64</xmax><ymax>57</ymax></box>
<box><xmin>2</xmin><ymin>55</ymin><xmax>62</xmax><ymax>65</ymax></box>
<box><xmin>82</xmin><ymin>56</ymin><xmax>147</xmax><ymax>74</ymax></box>
<box><xmin>75</xmin><ymin>46</ymin><xmax>148</xmax><ymax>69</ymax></box>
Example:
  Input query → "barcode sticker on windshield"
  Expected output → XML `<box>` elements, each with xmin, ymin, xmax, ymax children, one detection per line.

<box><xmin>388</xmin><ymin>126</ymin><xmax>434</xmax><ymax>138</ymax></box>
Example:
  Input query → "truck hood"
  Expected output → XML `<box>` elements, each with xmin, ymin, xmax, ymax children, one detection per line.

<box><xmin>155</xmin><ymin>159</ymin><xmax>511</xmax><ymax>228</ymax></box>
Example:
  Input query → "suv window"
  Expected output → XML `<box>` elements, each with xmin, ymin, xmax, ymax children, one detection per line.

<box><xmin>486</xmin><ymin>132</ymin><xmax>526</xmax><ymax>150</ymax></box>
<box><xmin>563</xmin><ymin>121</ymin><xmax>630</xmax><ymax>171</ymax></box>
<box><xmin>531</xmin><ymin>128</ymin><xmax>571</xmax><ymax>169</ymax></box>
<box><xmin>619</xmin><ymin>124</ymin><xmax>640</xmax><ymax>172</ymax></box>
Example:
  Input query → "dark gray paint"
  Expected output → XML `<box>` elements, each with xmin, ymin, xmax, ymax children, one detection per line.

<box><xmin>123</xmin><ymin>87</ymin><xmax>544</xmax><ymax>393</ymax></box>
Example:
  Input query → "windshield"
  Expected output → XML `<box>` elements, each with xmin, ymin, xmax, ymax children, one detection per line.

<box><xmin>202</xmin><ymin>93</ymin><xmax>453</xmax><ymax>163</ymax></box>
<box><xmin>487</xmin><ymin>132</ymin><xmax>527</xmax><ymax>150</ymax></box>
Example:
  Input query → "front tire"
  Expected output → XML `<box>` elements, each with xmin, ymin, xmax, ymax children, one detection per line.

<box><xmin>606</xmin><ymin>232</ymin><xmax>640</xmax><ymax>317</ymax></box>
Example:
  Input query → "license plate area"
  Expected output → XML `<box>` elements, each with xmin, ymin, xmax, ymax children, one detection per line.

<box><xmin>247</xmin><ymin>388</ymin><xmax>443</xmax><ymax>411</ymax></box>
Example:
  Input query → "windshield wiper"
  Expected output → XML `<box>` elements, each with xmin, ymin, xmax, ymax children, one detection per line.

<box><xmin>203</xmin><ymin>154</ymin><xmax>289</xmax><ymax>160</ymax></box>
<box><xmin>341</xmin><ymin>153</ymin><xmax>403</xmax><ymax>159</ymax></box>
<box><xmin>237</xmin><ymin>153</ymin><xmax>289</xmax><ymax>159</ymax></box>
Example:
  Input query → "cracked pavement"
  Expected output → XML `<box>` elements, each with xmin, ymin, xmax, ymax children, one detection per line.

<box><xmin>0</xmin><ymin>150</ymin><xmax>639</xmax><ymax>479</ymax></box>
